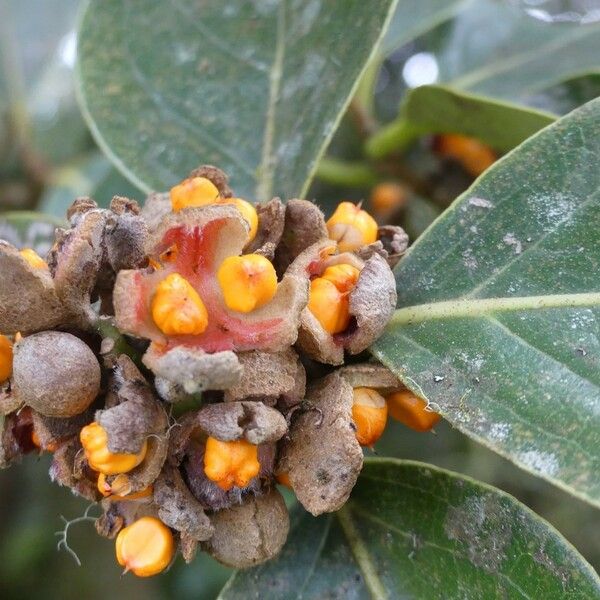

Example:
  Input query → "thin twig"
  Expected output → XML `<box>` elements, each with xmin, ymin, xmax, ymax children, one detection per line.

<box><xmin>55</xmin><ymin>503</ymin><xmax>100</xmax><ymax>566</ymax></box>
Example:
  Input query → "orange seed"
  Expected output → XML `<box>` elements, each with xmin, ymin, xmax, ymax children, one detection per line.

<box><xmin>151</xmin><ymin>273</ymin><xmax>209</xmax><ymax>336</ymax></box>
<box><xmin>170</xmin><ymin>177</ymin><xmax>220</xmax><ymax>212</ymax></box>
<box><xmin>386</xmin><ymin>390</ymin><xmax>441</xmax><ymax>432</ymax></box>
<box><xmin>217</xmin><ymin>254</ymin><xmax>277</xmax><ymax>313</ymax></box>
<box><xmin>326</xmin><ymin>202</ymin><xmax>378</xmax><ymax>252</ymax></box>
<box><xmin>204</xmin><ymin>437</ymin><xmax>260</xmax><ymax>491</ymax></box>
<box><xmin>19</xmin><ymin>248</ymin><xmax>48</xmax><ymax>269</ymax></box>
<box><xmin>435</xmin><ymin>133</ymin><xmax>496</xmax><ymax>177</ymax></box>
<box><xmin>0</xmin><ymin>334</ymin><xmax>13</xmax><ymax>383</ymax></box>
<box><xmin>80</xmin><ymin>422</ymin><xmax>147</xmax><ymax>475</ymax></box>
<box><xmin>351</xmin><ymin>387</ymin><xmax>388</xmax><ymax>446</ymax></box>
<box><xmin>116</xmin><ymin>516</ymin><xmax>174</xmax><ymax>577</ymax></box>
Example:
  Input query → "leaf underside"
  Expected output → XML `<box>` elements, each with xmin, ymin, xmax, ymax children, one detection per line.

<box><xmin>220</xmin><ymin>459</ymin><xmax>600</xmax><ymax>599</ymax></box>
<box><xmin>373</xmin><ymin>98</ymin><xmax>600</xmax><ymax>507</ymax></box>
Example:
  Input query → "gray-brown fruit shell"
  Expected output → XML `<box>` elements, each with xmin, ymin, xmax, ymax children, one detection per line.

<box><xmin>154</xmin><ymin>464</ymin><xmax>214</xmax><ymax>544</ymax></box>
<box><xmin>13</xmin><ymin>332</ymin><xmax>101</xmax><ymax>417</ymax></box>
<box><xmin>345</xmin><ymin>252</ymin><xmax>397</xmax><ymax>355</ymax></box>
<box><xmin>338</xmin><ymin>362</ymin><xmax>404</xmax><ymax>395</ymax></box>
<box><xmin>98</xmin><ymin>356</ymin><xmax>169</xmax><ymax>494</ymax></box>
<box><xmin>277</xmin><ymin>372</ymin><xmax>363</xmax><ymax>516</ymax></box>
<box><xmin>31</xmin><ymin>408</ymin><xmax>94</xmax><ymax>450</ymax></box>
<box><xmin>203</xmin><ymin>487</ymin><xmax>289</xmax><ymax>568</ymax></box>
<box><xmin>143</xmin><ymin>345</ymin><xmax>243</xmax><ymax>395</ymax></box>
<box><xmin>197</xmin><ymin>401</ymin><xmax>287</xmax><ymax>445</ymax></box>
<box><xmin>247</xmin><ymin>197</ymin><xmax>285</xmax><ymax>259</ymax></box>
<box><xmin>49</xmin><ymin>438</ymin><xmax>100</xmax><ymax>501</ymax></box>
<box><xmin>224</xmin><ymin>349</ymin><xmax>306</xmax><ymax>404</ymax></box>
<box><xmin>274</xmin><ymin>199</ymin><xmax>328</xmax><ymax>274</ymax></box>
<box><xmin>0</xmin><ymin>242</ymin><xmax>69</xmax><ymax>334</ymax></box>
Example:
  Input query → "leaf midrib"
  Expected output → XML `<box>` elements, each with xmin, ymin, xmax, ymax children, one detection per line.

<box><xmin>391</xmin><ymin>292</ymin><xmax>600</xmax><ymax>326</ymax></box>
<box><xmin>256</xmin><ymin>0</ymin><xmax>286</xmax><ymax>200</ymax></box>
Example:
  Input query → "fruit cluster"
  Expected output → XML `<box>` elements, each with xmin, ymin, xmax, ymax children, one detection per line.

<box><xmin>0</xmin><ymin>166</ymin><xmax>439</xmax><ymax>576</ymax></box>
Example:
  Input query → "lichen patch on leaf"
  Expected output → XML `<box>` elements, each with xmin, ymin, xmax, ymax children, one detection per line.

<box><xmin>444</xmin><ymin>493</ymin><xmax>512</xmax><ymax>574</ymax></box>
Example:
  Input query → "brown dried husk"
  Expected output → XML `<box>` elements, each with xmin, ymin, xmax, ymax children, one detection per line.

<box><xmin>196</xmin><ymin>401</ymin><xmax>287</xmax><ymax>445</ymax></box>
<box><xmin>224</xmin><ymin>348</ymin><xmax>306</xmax><ymax>404</ymax></box>
<box><xmin>202</xmin><ymin>487</ymin><xmax>289</xmax><ymax>568</ymax></box>
<box><xmin>0</xmin><ymin>242</ymin><xmax>70</xmax><ymax>334</ymax></box>
<box><xmin>246</xmin><ymin>197</ymin><xmax>285</xmax><ymax>259</ymax></box>
<box><xmin>96</xmin><ymin>356</ymin><xmax>169</xmax><ymax>494</ymax></box>
<box><xmin>277</xmin><ymin>372</ymin><xmax>363</xmax><ymax>515</ymax></box>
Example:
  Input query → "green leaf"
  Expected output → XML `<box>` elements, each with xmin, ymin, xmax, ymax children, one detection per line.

<box><xmin>367</xmin><ymin>85</ymin><xmax>556</xmax><ymax>158</ymax></box>
<box><xmin>402</xmin><ymin>194</ymin><xmax>441</xmax><ymax>240</ymax></box>
<box><xmin>524</xmin><ymin>73</ymin><xmax>600</xmax><ymax>116</ymax></box>
<box><xmin>380</xmin><ymin>0</ymin><xmax>469</xmax><ymax>58</ymax></box>
<box><xmin>373</xmin><ymin>98</ymin><xmax>600</xmax><ymax>506</ymax></box>
<box><xmin>39</xmin><ymin>152</ymin><xmax>143</xmax><ymax>217</ymax></box>
<box><xmin>0</xmin><ymin>0</ymin><xmax>90</xmax><ymax>167</ymax></box>
<box><xmin>219</xmin><ymin>459</ymin><xmax>600</xmax><ymax>599</ymax></box>
<box><xmin>422</xmin><ymin>1</ymin><xmax>600</xmax><ymax>104</ymax></box>
<box><xmin>76</xmin><ymin>0</ymin><xmax>399</xmax><ymax>200</ymax></box>
<box><xmin>0</xmin><ymin>211</ymin><xmax>63</xmax><ymax>254</ymax></box>
<box><xmin>374</xmin><ymin>1</ymin><xmax>600</xmax><ymax>122</ymax></box>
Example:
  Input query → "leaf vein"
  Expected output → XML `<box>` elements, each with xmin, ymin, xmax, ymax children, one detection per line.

<box><xmin>351</xmin><ymin>506</ymin><xmax>533</xmax><ymax>599</ymax></box>
<box><xmin>256</xmin><ymin>0</ymin><xmax>286</xmax><ymax>200</ymax></box>
<box><xmin>171</xmin><ymin>0</ymin><xmax>269</xmax><ymax>73</ymax></box>
<box><xmin>295</xmin><ymin>514</ymin><xmax>333</xmax><ymax>598</ymax></box>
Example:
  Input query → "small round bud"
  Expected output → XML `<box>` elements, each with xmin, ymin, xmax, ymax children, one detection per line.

<box><xmin>370</xmin><ymin>182</ymin><xmax>407</xmax><ymax>215</ymax></box>
<box><xmin>116</xmin><ymin>516</ymin><xmax>174</xmax><ymax>577</ymax></box>
<box><xmin>80</xmin><ymin>422</ymin><xmax>148</xmax><ymax>475</ymax></box>
<box><xmin>217</xmin><ymin>254</ymin><xmax>277</xmax><ymax>313</ymax></box>
<box><xmin>220</xmin><ymin>198</ymin><xmax>259</xmax><ymax>242</ymax></box>
<box><xmin>386</xmin><ymin>390</ymin><xmax>441</xmax><ymax>432</ymax></box>
<box><xmin>351</xmin><ymin>387</ymin><xmax>387</xmax><ymax>447</ymax></box>
<box><xmin>435</xmin><ymin>134</ymin><xmax>496</xmax><ymax>177</ymax></box>
<box><xmin>151</xmin><ymin>273</ymin><xmax>209</xmax><ymax>336</ymax></box>
<box><xmin>19</xmin><ymin>248</ymin><xmax>48</xmax><ymax>269</ymax></box>
<box><xmin>13</xmin><ymin>332</ymin><xmax>101</xmax><ymax>417</ymax></box>
<box><xmin>0</xmin><ymin>334</ymin><xmax>13</xmax><ymax>383</ymax></box>
<box><xmin>204</xmin><ymin>436</ymin><xmax>260</xmax><ymax>491</ymax></box>
<box><xmin>307</xmin><ymin>277</ymin><xmax>349</xmax><ymax>334</ymax></box>
<box><xmin>326</xmin><ymin>202</ymin><xmax>378</xmax><ymax>252</ymax></box>
<box><xmin>170</xmin><ymin>176</ymin><xmax>220</xmax><ymax>212</ymax></box>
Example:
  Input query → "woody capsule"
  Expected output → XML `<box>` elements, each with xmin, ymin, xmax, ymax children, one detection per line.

<box><xmin>0</xmin><ymin>164</ymin><xmax>431</xmax><ymax>576</ymax></box>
